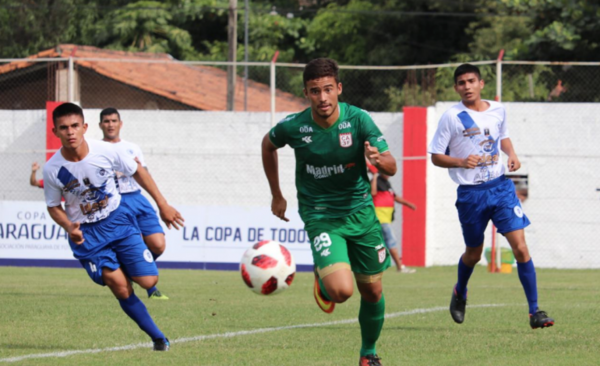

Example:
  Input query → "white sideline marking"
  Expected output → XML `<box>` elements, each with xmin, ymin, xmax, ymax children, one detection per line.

<box><xmin>0</xmin><ymin>304</ymin><xmax>506</xmax><ymax>363</ymax></box>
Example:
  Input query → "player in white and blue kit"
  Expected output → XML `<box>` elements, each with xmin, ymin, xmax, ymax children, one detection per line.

<box><xmin>43</xmin><ymin>103</ymin><xmax>184</xmax><ymax>350</ymax></box>
<box><xmin>428</xmin><ymin>64</ymin><xmax>554</xmax><ymax>329</ymax></box>
<box><xmin>99</xmin><ymin>108</ymin><xmax>168</xmax><ymax>300</ymax></box>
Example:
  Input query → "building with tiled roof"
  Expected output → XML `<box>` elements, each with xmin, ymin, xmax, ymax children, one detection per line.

<box><xmin>0</xmin><ymin>44</ymin><xmax>308</xmax><ymax>111</ymax></box>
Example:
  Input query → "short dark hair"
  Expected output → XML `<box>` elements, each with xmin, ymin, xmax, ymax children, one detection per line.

<box><xmin>52</xmin><ymin>103</ymin><xmax>84</xmax><ymax>126</ymax></box>
<box><xmin>303</xmin><ymin>58</ymin><xmax>340</xmax><ymax>85</ymax></box>
<box><xmin>100</xmin><ymin>107</ymin><xmax>120</xmax><ymax>121</ymax></box>
<box><xmin>454</xmin><ymin>63</ymin><xmax>482</xmax><ymax>84</ymax></box>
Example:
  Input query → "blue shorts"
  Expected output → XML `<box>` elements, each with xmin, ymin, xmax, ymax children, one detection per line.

<box><xmin>72</xmin><ymin>205</ymin><xmax>158</xmax><ymax>286</ymax></box>
<box><xmin>380</xmin><ymin>223</ymin><xmax>399</xmax><ymax>251</ymax></box>
<box><xmin>456</xmin><ymin>175</ymin><xmax>530</xmax><ymax>248</ymax></box>
<box><xmin>121</xmin><ymin>190</ymin><xmax>164</xmax><ymax>237</ymax></box>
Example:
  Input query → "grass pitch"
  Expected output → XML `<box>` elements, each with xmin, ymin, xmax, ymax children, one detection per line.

<box><xmin>0</xmin><ymin>266</ymin><xmax>598</xmax><ymax>365</ymax></box>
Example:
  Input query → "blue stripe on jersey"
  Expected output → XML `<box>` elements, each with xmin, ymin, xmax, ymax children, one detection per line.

<box><xmin>58</xmin><ymin>166</ymin><xmax>78</xmax><ymax>187</ymax></box>
<box><xmin>457</xmin><ymin>111</ymin><xmax>478</xmax><ymax>131</ymax></box>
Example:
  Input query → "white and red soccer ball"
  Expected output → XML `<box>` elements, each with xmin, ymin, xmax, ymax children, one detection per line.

<box><xmin>240</xmin><ymin>240</ymin><xmax>296</xmax><ymax>295</ymax></box>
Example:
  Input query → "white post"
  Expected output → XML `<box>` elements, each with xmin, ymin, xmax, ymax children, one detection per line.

<box><xmin>270</xmin><ymin>51</ymin><xmax>279</xmax><ymax>126</ymax></box>
<box><xmin>495</xmin><ymin>49</ymin><xmax>504</xmax><ymax>102</ymax></box>
<box><xmin>68</xmin><ymin>57</ymin><xmax>74</xmax><ymax>103</ymax></box>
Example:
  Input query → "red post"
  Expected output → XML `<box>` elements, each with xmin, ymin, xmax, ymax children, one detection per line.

<box><xmin>401</xmin><ymin>107</ymin><xmax>427</xmax><ymax>266</ymax></box>
<box><xmin>46</xmin><ymin>101</ymin><xmax>64</xmax><ymax>161</ymax></box>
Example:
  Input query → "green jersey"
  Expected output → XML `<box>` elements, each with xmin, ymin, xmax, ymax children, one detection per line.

<box><xmin>269</xmin><ymin>103</ymin><xmax>389</xmax><ymax>222</ymax></box>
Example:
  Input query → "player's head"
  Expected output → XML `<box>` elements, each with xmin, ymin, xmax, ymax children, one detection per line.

<box><xmin>454</xmin><ymin>63</ymin><xmax>484</xmax><ymax>104</ymax></box>
<box><xmin>303</xmin><ymin>58</ymin><xmax>342</xmax><ymax>121</ymax></box>
<box><xmin>52</xmin><ymin>102</ymin><xmax>87</xmax><ymax>149</ymax></box>
<box><xmin>99</xmin><ymin>107</ymin><xmax>122</xmax><ymax>141</ymax></box>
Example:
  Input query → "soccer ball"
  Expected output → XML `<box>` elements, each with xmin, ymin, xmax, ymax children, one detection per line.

<box><xmin>240</xmin><ymin>240</ymin><xmax>296</xmax><ymax>295</ymax></box>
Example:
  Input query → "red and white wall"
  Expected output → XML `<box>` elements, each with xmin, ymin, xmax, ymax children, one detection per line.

<box><xmin>1</xmin><ymin>103</ymin><xmax>599</xmax><ymax>269</ymax></box>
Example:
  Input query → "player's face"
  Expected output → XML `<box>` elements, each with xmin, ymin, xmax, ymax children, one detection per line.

<box><xmin>99</xmin><ymin>113</ymin><xmax>122</xmax><ymax>141</ymax></box>
<box><xmin>303</xmin><ymin>77</ymin><xmax>342</xmax><ymax>122</ymax></box>
<box><xmin>454</xmin><ymin>73</ymin><xmax>484</xmax><ymax>104</ymax></box>
<box><xmin>53</xmin><ymin>114</ymin><xmax>88</xmax><ymax>150</ymax></box>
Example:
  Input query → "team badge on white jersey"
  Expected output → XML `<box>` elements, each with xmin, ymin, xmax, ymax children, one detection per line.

<box><xmin>339</xmin><ymin>133</ymin><xmax>352</xmax><ymax>148</ymax></box>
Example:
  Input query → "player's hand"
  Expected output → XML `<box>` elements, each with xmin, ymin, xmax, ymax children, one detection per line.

<box><xmin>407</xmin><ymin>203</ymin><xmax>417</xmax><ymax>211</ymax></box>
<box><xmin>159</xmin><ymin>204</ymin><xmax>185</xmax><ymax>230</ymax></box>
<box><xmin>462</xmin><ymin>155</ymin><xmax>480</xmax><ymax>169</ymax></box>
<box><xmin>68</xmin><ymin>222</ymin><xmax>85</xmax><ymax>245</ymax></box>
<box><xmin>507</xmin><ymin>154</ymin><xmax>521</xmax><ymax>172</ymax></box>
<box><xmin>31</xmin><ymin>162</ymin><xmax>40</xmax><ymax>172</ymax></box>
<box><xmin>364</xmin><ymin>142</ymin><xmax>380</xmax><ymax>166</ymax></box>
<box><xmin>271</xmin><ymin>196</ymin><xmax>289</xmax><ymax>222</ymax></box>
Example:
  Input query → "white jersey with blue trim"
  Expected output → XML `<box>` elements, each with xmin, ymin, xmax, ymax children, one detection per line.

<box><xmin>113</xmin><ymin>139</ymin><xmax>145</xmax><ymax>194</ymax></box>
<box><xmin>428</xmin><ymin>100</ymin><xmax>509</xmax><ymax>185</ymax></box>
<box><xmin>43</xmin><ymin>139</ymin><xmax>138</xmax><ymax>224</ymax></box>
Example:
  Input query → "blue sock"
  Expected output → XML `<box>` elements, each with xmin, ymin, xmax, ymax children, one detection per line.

<box><xmin>456</xmin><ymin>257</ymin><xmax>474</xmax><ymax>300</ymax></box>
<box><xmin>517</xmin><ymin>259</ymin><xmax>538</xmax><ymax>314</ymax></box>
<box><xmin>147</xmin><ymin>250</ymin><xmax>160</xmax><ymax>297</ymax></box>
<box><xmin>147</xmin><ymin>286</ymin><xmax>158</xmax><ymax>297</ymax></box>
<box><xmin>118</xmin><ymin>293</ymin><xmax>165</xmax><ymax>340</ymax></box>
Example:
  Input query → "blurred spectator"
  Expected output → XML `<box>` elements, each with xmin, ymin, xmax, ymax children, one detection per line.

<box><xmin>371</xmin><ymin>171</ymin><xmax>417</xmax><ymax>273</ymax></box>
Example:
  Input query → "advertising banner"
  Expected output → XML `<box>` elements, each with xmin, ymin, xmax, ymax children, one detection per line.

<box><xmin>0</xmin><ymin>201</ymin><xmax>313</xmax><ymax>270</ymax></box>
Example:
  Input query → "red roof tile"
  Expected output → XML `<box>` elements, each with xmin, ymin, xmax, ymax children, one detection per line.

<box><xmin>0</xmin><ymin>44</ymin><xmax>308</xmax><ymax>112</ymax></box>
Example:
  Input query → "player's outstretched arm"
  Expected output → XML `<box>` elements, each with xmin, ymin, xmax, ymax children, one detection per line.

<box><xmin>47</xmin><ymin>205</ymin><xmax>84</xmax><ymax>244</ymax></box>
<box><xmin>364</xmin><ymin>142</ymin><xmax>397</xmax><ymax>176</ymax></box>
<box><xmin>395</xmin><ymin>196</ymin><xmax>417</xmax><ymax>210</ymax></box>
<box><xmin>132</xmin><ymin>164</ymin><xmax>185</xmax><ymax>230</ymax></box>
<box><xmin>431</xmin><ymin>153</ymin><xmax>480</xmax><ymax>169</ymax></box>
<box><xmin>261</xmin><ymin>133</ymin><xmax>288</xmax><ymax>222</ymax></box>
<box><xmin>500</xmin><ymin>138</ymin><xmax>521</xmax><ymax>172</ymax></box>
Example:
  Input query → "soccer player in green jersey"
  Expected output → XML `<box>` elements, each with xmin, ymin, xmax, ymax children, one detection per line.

<box><xmin>261</xmin><ymin>58</ymin><xmax>397</xmax><ymax>366</ymax></box>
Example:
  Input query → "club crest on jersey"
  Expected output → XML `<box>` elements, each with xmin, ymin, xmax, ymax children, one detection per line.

<box><xmin>339</xmin><ymin>133</ymin><xmax>352</xmax><ymax>148</ymax></box>
<box><xmin>97</xmin><ymin>168</ymin><xmax>109</xmax><ymax>179</ymax></box>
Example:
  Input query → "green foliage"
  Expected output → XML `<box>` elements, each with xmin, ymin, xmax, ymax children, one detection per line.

<box><xmin>2</xmin><ymin>0</ymin><xmax>600</xmax><ymax>108</ymax></box>
<box><xmin>93</xmin><ymin>1</ymin><xmax>197</xmax><ymax>59</ymax></box>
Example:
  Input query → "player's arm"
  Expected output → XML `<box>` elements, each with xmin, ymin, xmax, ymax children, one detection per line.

<box><xmin>30</xmin><ymin>162</ymin><xmax>42</xmax><ymax>187</ymax></box>
<box><xmin>361</xmin><ymin>111</ymin><xmax>397</xmax><ymax>176</ymax></box>
<box><xmin>431</xmin><ymin>154</ymin><xmax>479</xmax><ymax>169</ymax></box>
<box><xmin>132</xmin><ymin>163</ymin><xmax>184</xmax><ymax>230</ymax></box>
<box><xmin>47</xmin><ymin>205</ymin><xmax>84</xmax><ymax>244</ymax></box>
<box><xmin>262</xmin><ymin>133</ymin><xmax>288</xmax><ymax>222</ymax></box>
<box><xmin>500</xmin><ymin>138</ymin><xmax>520</xmax><ymax>172</ymax></box>
<box><xmin>365</xmin><ymin>143</ymin><xmax>397</xmax><ymax>176</ymax></box>
<box><xmin>370</xmin><ymin>172</ymin><xmax>378</xmax><ymax>197</ymax></box>
<box><xmin>429</xmin><ymin>114</ymin><xmax>479</xmax><ymax>169</ymax></box>
<box><xmin>394</xmin><ymin>196</ymin><xmax>417</xmax><ymax>210</ymax></box>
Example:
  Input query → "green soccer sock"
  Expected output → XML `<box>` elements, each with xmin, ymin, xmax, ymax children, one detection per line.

<box><xmin>318</xmin><ymin>276</ymin><xmax>332</xmax><ymax>301</ymax></box>
<box><xmin>359</xmin><ymin>293</ymin><xmax>385</xmax><ymax>357</ymax></box>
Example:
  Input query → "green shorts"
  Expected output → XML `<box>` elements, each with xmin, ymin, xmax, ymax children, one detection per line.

<box><xmin>304</xmin><ymin>204</ymin><xmax>391</xmax><ymax>275</ymax></box>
